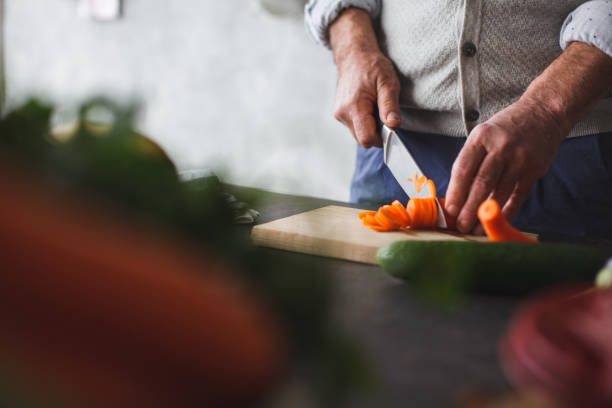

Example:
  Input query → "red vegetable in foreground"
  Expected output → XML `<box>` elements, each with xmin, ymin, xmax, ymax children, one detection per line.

<box><xmin>501</xmin><ymin>286</ymin><xmax>612</xmax><ymax>406</ymax></box>
<box><xmin>0</xmin><ymin>164</ymin><xmax>287</xmax><ymax>408</ymax></box>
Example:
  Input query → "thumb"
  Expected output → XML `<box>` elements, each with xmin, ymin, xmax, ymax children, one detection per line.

<box><xmin>377</xmin><ymin>76</ymin><xmax>401</xmax><ymax>128</ymax></box>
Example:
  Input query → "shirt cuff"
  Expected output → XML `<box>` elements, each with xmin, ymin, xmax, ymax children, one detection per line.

<box><xmin>304</xmin><ymin>0</ymin><xmax>381</xmax><ymax>49</ymax></box>
<box><xmin>560</xmin><ymin>0</ymin><xmax>612</xmax><ymax>60</ymax></box>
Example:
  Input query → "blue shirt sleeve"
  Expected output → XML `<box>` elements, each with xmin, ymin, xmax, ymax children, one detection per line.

<box><xmin>304</xmin><ymin>0</ymin><xmax>381</xmax><ymax>49</ymax></box>
<box><xmin>560</xmin><ymin>0</ymin><xmax>612</xmax><ymax>60</ymax></box>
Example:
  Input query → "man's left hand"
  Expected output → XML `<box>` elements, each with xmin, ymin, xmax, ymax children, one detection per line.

<box><xmin>444</xmin><ymin>42</ymin><xmax>612</xmax><ymax>235</ymax></box>
<box><xmin>444</xmin><ymin>97</ymin><xmax>567</xmax><ymax>234</ymax></box>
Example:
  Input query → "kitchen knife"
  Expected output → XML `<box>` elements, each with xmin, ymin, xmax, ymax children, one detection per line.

<box><xmin>380</xmin><ymin>125</ymin><xmax>447</xmax><ymax>228</ymax></box>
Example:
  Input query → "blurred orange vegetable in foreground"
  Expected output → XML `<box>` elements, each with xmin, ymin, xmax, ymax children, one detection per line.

<box><xmin>0</xmin><ymin>162</ymin><xmax>287</xmax><ymax>408</ymax></box>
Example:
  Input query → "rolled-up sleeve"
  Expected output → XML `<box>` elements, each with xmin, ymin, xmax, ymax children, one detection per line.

<box><xmin>304</xmin><ymin>0</ymin><xmax>381</xmax><ymax>48</ymax></box>
<box><xmin>560</xmin><ymin>0</ymin><xmax>612</xmax><ymax>59</ymax></box>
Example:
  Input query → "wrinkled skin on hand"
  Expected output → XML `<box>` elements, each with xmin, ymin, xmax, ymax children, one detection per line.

<box><xmin>329</xmin><ymin>8</ymin><xmax>401</xmax><ymax>148</ymax></box>
<box><xmin>446</xmin><ymin>42</ymin><xmax>612</xmax><ymax>235</ymax></box>
<box><xmin>334</xmin><ymin>50</ymin><xmax>401</xmax><ymax>148</ymax></box>
<box><xmin>445</xmin><ymin>97</ymin><xmax>567</xmax><ymax>234</ymax></box>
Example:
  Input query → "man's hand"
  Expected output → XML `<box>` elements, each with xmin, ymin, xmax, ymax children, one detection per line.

<box><xmin>329</xmin><ymin>8</ymin><xmax>401</xmax><ymax>148</ymax></box>
<box><xmin>445</xmin><ymin>98</ymin><xmax>567</xmax><ymax>234</ymax></box>
<box><xmin>445</xmin><ymin>42</ymin><xmax>612</xmax><ymax>234</ymax></box>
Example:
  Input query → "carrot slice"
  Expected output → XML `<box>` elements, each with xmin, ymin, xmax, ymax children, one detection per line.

<box><xmin>381</xmin><ymin>205</ymin><xmax>403</xmax><ymax>228</ymax></box>
<box><xmin>358</xmin><ymin>210</ymin><xmax>376</xmax><ymax>220</ymax></box>
<box><xmin>477</xmin><ymin>199</ymin><xmax>538</xmax><ymax>243</ymax></box>
<box><xmin>406</xmin><ymin>199</ymin><xmax>417</xmax><ymax>228</ymax></box>
<box><xmin>391</xmin><ymin>200</ymin><xmax>411</xmax><ymax>227</ymax></box>
<box><xmin>362</xmin><ymin>214</ymin><xmax>378</xmax><ymax>226</ymax></box>
<box><xmin>409</xmin><ymin>199</ymin><xmax>423</xmax><ymax>228</ymax></box>
<box><xmin>375</xmin><ymin>208</ymin><xmax>399</xmax><ymax>230</ymax></box>
<box><xmin>406</xmin><ymin>197</ymin><xmax>439</xmax><ymax>229</ymax></box>
<box><xmin>407</xmin><ymin>198</ymin><xmax>426</xmax><ymax>228</ymax></box>
<box><xmin>414</xmin><ymin>199</ymin><xmax>427</xmax><ymax>228</ymax></box>
<box><xmin>359</xmin><ymin>177</ymin><xmax>461</xmax><ymax>232</ymax></box>
<box><xmin>427</xmin><ymin>198</ymin><xmax>438</xmax><ymax>227</ymax></box>
<box><xmin>424</xmin><ymin>179</ymin><xmax>436</xmax><ymax>199</ymax></box>
<box><xmin>415</xmin><ymin>175</ymin><xmax>427</xmax><ymax>193</ymax></box>
<box><xmin>363</xmin><ymin>214</ymin><xmax>393</xmax><ymax>232</ymax></box>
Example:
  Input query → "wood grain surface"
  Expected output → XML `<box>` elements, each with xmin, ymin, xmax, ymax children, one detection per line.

<box><xmin>251</xmin><ymin>205</ymin><xmax>493</xmax><ymax>264</ymax></box>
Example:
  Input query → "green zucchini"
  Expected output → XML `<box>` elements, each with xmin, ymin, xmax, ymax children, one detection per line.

<box><xmin>377</xmin><ymin>241</ymin><xmax>612</xmax><ymax>296</ymax></box>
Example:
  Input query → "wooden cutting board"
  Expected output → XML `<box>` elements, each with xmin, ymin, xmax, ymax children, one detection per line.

<box><xmin>251</xmin><ymin>205</ymin><xmax>493</xmax><ymax>265</ymax></box>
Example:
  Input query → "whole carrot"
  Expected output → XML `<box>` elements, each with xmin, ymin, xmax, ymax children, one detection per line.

<box><xmin>478</xmin><ymin>199</ymin><xmax>538</xmax><ymax>243</ymax></box>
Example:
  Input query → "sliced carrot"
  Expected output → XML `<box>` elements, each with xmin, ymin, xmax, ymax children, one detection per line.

<box><xmin>363</xmin><ymin>214</ymin><xmax>392</xmax><ymax>232</ymax></box>
<box><xmin>358</xmin><ymin>210</ymin><xmax>376</xmax><ymax>220</ymax></box>
<box><xmin>407</xmin><ymin>198</ymin><xmax>425</xmax><ymax>228</ymax></box>
<box><xmin>406</xmin><ymin>199</ymin><xmax>417</xmax><ymax>228</ymax></box>
<box><xmin>406</xmin><ymin>197</ymin><xmax>438</xmax><ymax>229</ymax></box>
<box><xmin>375</xmin><ymin>208</ymin><xmax>400</xmax><ymax>230</ymax></box>
<box><xmin>427</xmin><ymin>198</ymin><xmax>438</xmax><ymax>227</ymax></box>
<box><xmin>362</xmin><ymin>214</ymin><xmax>378</xmax><ymax>226</ymax></box>
<box><xmin>420</xmin><ymin>199</ymin><xmax>430</xmax><ymax>227</ymax></box>
<box><xmin>406</xmin><ymin>199</ymin><xmax>419</xmax><ymax>228</ymax></box>
<box><xmin>415</xmin><ymin>175</ymin><xmax>427</xmax><ymax>193</ymax></box>
<box><xmin>477</xmin><ymin>199</ymin><xmax>538</xmax><ymax>243</ymax></box>
<box><xmin>420</xmin><ymin>199</ymin><xmax>431</xmax><ymax>228</ymax></box>
<box><xmin>428</xmin><ymin>198</ymin><xmax>437</xmax><ymax>227</ymax></box>
<box><xmin>424</xmin><ymin>179</ymin><xmax>436</xmax><ymax>199</ymax></box>
<box><xmin>381</xmin><ymin>205</ymin><xmax>403</xmax><ymax>228</ymax></box>
<box><xmin>412</xmin><ymin>199</ymin><xmax>425</xmax><ymax>228</ymax></box>
<box><xmin>359</xmin><ymin>177</ymin><xmax>461</xmax><ymax>232</ymax></box>
<box><xmin>386</xmin><ymin>204</ymin><xmax>409</xmax><ymax>227</ymax></box>
<box><xmin>390</xmin><ymin>200</ymin><xmax>411</xmax><ymax>227</ymax></box>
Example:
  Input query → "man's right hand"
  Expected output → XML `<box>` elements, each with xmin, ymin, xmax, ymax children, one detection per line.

<box><xmin>329</xmin><ymin>8</ymin><xmax>401</xmax><ymax>148</ymax></box>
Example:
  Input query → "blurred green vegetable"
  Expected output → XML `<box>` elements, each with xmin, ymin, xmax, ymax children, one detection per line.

<box><xmin>595</xmin><ymin>259</ymin><xmax>612</xmax><ymax>288</ymax></box>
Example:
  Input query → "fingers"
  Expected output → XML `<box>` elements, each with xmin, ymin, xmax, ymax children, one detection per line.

<box><xmin>455</xmin><ymin>154</ymin><xmax>505</xmax><ymax>232</ymax></box>
<box><xmin>333</xmin><ymin>52</ymin><xmax>401</xmax><ymax>147</ymax></box>
<box><xmin>490</xmin><ymin>167</ymin><xmax>520</xmax><ymax>213</ymax></box>
<box><xmin>352</xmin><ymin>105</ymin><xmax>380</xmax><ymax>148</ymax></box>
<box><xmin>377</xmin><ymin>76</ymin><xmax>401</xmax><ymax>128</ymax></box>
<box><xmin>471</xmin><ymin>169</ymin><xmax>516</xmax><ymax>236</ymax></box>
<box><xmin>335</xmin><ymin>98</ymin><xmax>380</xmax><ymax>148</ymax></box>
<box><xmin>472</xmin><ymin>223</ymin><xmax>485</xmax><ymax>236</ymax></box>
<box><xmin>501</xmin><ymin>178</ymin><xmax>534</xmax><ymax>222</ymax></box>
<box><xmin>445</xmin><ymin>138</ymin><xmax>487</xmax><ymax>219</ymax></box>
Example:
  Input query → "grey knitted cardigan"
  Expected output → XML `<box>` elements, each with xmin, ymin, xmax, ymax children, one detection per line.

<box><xmin>307</xmin><ymin>0</ymin><xmax>612</xmax><ymax>138</ymax></box>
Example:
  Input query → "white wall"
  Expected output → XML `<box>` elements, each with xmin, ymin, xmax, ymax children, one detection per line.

<box><xmin>4</xmin><ymin>0</ymin><xmax>355</xmax><ymax>201</ymax></box>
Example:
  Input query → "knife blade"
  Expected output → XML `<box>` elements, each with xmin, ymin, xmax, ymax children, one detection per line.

<box><xmin>380</xmin><ymin>125</ymin><xmax>447</xmax><ymax>229</ymax></box>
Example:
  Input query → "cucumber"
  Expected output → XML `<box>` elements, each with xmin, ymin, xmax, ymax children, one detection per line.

<box><xmin>377</xmin><ymin>241</ymin><xmax>612</xmax><ymax>296</ymax></box>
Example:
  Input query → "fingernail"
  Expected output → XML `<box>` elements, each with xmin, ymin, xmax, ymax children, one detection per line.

<box><xmin>457</xmin><ymin>219</ymin><xmax>468</xmax><ymax>232</ymax></box>
<box><xmin>446</xmin><ymin>204</ymin><xmax>459</xmax><ymax>217</ymax></box>
<box><xmin>387</xmin><ymin>112</ymin><xmax>400</xmax><ymax>123</ymax></box>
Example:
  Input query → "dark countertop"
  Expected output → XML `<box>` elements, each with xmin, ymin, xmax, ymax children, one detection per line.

<box><xmin>239</xmin><ymin>187</ymin><xmax>520</xmax><ymax>408</ymax></box>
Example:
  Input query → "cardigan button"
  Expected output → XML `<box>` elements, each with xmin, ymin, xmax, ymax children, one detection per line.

<box><xmin>465</xmin><ymin>109</ymin><xmax>480</xmax><ymax>122</ymax></box>
<box><xmin>462</xmin><ymin>42</ymin><xmax>477</xmax><ymax>57</ymax></box>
